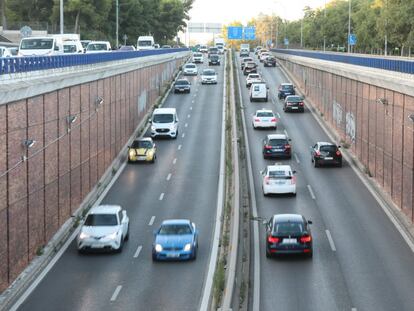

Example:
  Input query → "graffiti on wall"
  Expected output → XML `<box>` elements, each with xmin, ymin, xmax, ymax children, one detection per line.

<box><xmin>138</xmin><ymin>91</ymin><xmax>147</xmax><ymax>114</ymax></box>
<box><xmin>346</xmin><ymin>112</ymin><xmax>356</xmax><ymax>143</ymax></box>
<box><xmin>332</xmin><ymin>100</ymin><xmax>343</xmax><ymax>127</ymax></box>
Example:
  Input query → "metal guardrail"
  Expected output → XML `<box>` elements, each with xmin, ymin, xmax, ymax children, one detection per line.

<box><xmin>0</xmin><ymin>48</ymin><xmax>188</xmax><ymax>75</ymax></box>
<box><xmin>272</xmin><ymin>49</ymin><xmax>414</xmax><ymax>74</ymax></box>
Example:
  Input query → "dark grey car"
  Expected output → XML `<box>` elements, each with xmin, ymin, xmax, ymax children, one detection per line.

<box><xmin>174</xmin><ymin>79</ymin><xmax>191</xmax><ymax>94</ymax></box>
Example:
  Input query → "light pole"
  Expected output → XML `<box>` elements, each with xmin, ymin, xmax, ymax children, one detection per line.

<box><xmin>384</xmin><ymin>0</ymin><xmax>388</xmax><ymax>56</ymax></box>
<box><xmin>347</xmin><ymin>0</ymin><xmax>351</xmax><ymax>53</ymax></box>
<box><xmin>300</xmin><ymin>17</ymin><xmax>303</xmax><ymax>48</ymax></box>
<box><xmin>60</xmin><ymin>0</ymin><xmax>64</xmax><ymax>34</ymax></box>
<box><xmin>323</xmin><ymin>0</ymin><xmax>326</xmax><ymax>52</ymax></box>
<box><xmin>116</xmin><ymin>0</ymin><xmax>119</xmax><ymax>48</ymax></box>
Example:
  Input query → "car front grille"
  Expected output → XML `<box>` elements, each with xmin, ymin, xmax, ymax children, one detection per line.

<box><xmin>163</xmin><ymin>246</ymin><xmax>183</xmax><ymax>251</ymax></box>
<box><xmin>156</xmin><ymin>129</ymin><xmax>169</xmax><ymax>133</ymax></box>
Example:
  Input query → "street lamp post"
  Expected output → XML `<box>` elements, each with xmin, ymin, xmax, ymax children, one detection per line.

<box><xmin>300</xmin><ymin>18</ymin><xmax>303</xmax><ymax>48</ymax></box>
<box><xmin>323</xmin><ymin>0</ymin><xmax>326</xmax><ymax>52</ymax></box>
<box><xmin>116</xmin><ymin>0</ymin><xmax>119</xmax><ymax>48</ymax></box>
<box><xmin>347</xmin><ymin>0</ymin><xmax>351</xmax><ymax>53</ymax></box>
<box><xmin>60</xmin><ymin>0</ymin><xmax>64</xmax><ymax>34</ymax></box>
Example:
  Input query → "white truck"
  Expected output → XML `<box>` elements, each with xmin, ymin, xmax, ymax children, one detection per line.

<box><xmin>214</xmin><ymin>38</ymin><xmax>225</xmax><ymax>53</ymax></box>
<box><xmin>240</xmin><ymin>43</ymin><xmax>250</xmax><ymax>52</ymax></box>
<box><xmin>137</xmin><ymin>36</ymin><xmax>155</xmax><ymax>50</ymax></box>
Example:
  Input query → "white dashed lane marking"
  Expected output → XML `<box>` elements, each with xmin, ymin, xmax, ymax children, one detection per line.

<box><xmin>133</xmin><ymin>245</ymin><xmax>142</xmax><ymax>258</ymax></box>
<box><xmin>148</xmin><ymin>216</ymin><xmax>156</xmax><ymax>226</ymax></box>
<box><xmin>190</xmin><ymin>106</ymin><xmax>193</xmax><ymax>110</ymax></box>
<box><xmin>187</xmin><ymin>114</ymin><xmax>191</xmax><ymax>118</ymax></box>
<box><xmin>110</xmin><ymin>285</ymin><xmax>122</xmax><ymax>302</ymax></box>
<box><xmin>325</xmin><ymin>230</ymin><xmax>337</xmax><ymax>252</ymax></box>
<box><xmin>185</xmin><ymin>123</ymin><xmax>188</xmax><ymax>127</ymax></box>
<box><xmin>294</xmin><ymin>153</ymin><xmax>300</xmax><ymax>164</ymax></box>
<box><xmin>182</xmin><ymin>133</ymin><xmax>185</xmax><ymax>138</ymax></box>
<box><xmin>307</xmin><ymin>185</ymin><xmax>316</xmax><ymax>200</ymax></box>
<box><xmin>159</xmin><ymin>193</ymin><xmax>165</xmax><ymax>201</ymax></box>
<box><xmin>173</xmin><ymin>158</ymin><xmax>177</xmax><ymax>165</ymax></box>
<box><xmin>178</xmin><ymin>145</ymin><xmax>182</xmax><ymax>150</ymax></box>
<box><xmin>166</xmin><ymin>173</ymin><xmax>172</xmax><ymax>181</ymax></box>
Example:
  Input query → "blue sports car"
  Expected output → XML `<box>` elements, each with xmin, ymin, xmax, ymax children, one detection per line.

<box><xmin>152</xmin><ymin>219</ymin><xmax>198</xmax><ymax>261</ymax></box>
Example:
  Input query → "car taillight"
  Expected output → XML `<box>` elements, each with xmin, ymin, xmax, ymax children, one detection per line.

<box><xmin>315</xmin><ymin>151</ymin><xmax>321</xmax><ymax>156</ymax></box>
<box><xmin>264</xmin><ymin>176</ymin><xmax>270</xmax><ymax>185</ymax></box>
<box><xmin>300</xmin><ymin>235</ymin><xmax>312</xmax><ymax>243</ymax></box>
<box><xmin>285</xmin><ymin>144</ymin><xmax>291</xmax><ymax>149</ymax></box>
<box><xmin>255</xmin><ymin>118</ymin><xmax>260</xmax><ymax>122</ymax></box>
<box><xmin>336</xmin><ymin>150</ymin><xmax>341</xmax><ymax>156</ymax></box>
<box><xmin>268</xmin><ymin>236</ymin><xmax>279</xmax><ymax>243</ymax></box>
<box><xmin>299</xmin><ymin>102</ymin><xmax>304</xmax><ymax>106</ymax></box>
<box><xmin>291</xmin><ymin>176</ymin><xmax>296</xmax><ymax>185</ymax></box>
<box><xmin>265</xmin><ymin>145</ymin><xmax>272</xmax><ymax>150</ymax></box>
<box><xmin>271</xmin><ymin>118</ymin><xmax>276</xmax><ymax>122</ymax></box>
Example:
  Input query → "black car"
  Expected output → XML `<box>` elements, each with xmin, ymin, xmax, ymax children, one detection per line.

<box><xmin>263</xmin><ymin>56</ymin><xmax>276</xmax><ymax>67</ymax></box>
<box><xmin>263</xmin><ymin>134</ymin><xmax>291</xmax><ymax>159</ymax></box>
<box><xmin>240</xmin><ymin>49</ymin><xmax>250</xmax><ymax>57</ymax></box>
<box><xmin>174</xmin><ymin>79</ymin><xmax>191</xmax><ymax>93</ymax></box>
<box><xmin>311</xmin><ymin>142</ymin><xmax>342</xmax><ymax>167</ymax></box>
<box><xmin>209</xmin><ymin>54</ymin><xmax>220</xmax><ymax>66</ymax></box>
<box><xmin>284</xmin><ymin>95</ymin><xmax>305</xmax><ymax>112</ymax></box>
<box><xmin>208</xmin><ymin>47</ymin><xmax>219</xmax><ymax>58</ymax></box>
<box><xmin>241</xmin><ymin>57</ymin><xmax>253</xmax><ymax>70</ymax></box>
<box><xmin>265</xmin><ymin>214</ymin><xmax>313</xmax><ymax>258</ymax></box>
<box><xmin>278</xmin><ymin>83</ymin><xmax>295</xmax><ymax>99</ymax></box>
<box><xmin>243</xmin><ymin>62</ymin><xmax>257</xmax><ymax>75</ymax></box>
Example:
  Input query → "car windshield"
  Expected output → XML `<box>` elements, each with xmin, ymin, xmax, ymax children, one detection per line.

<box><xmin>287</xmin><ymin>96</ymin><xmax>302</xmax><ymax>102</ymax></box>
<box><xmin>153</xmin><ymin>114</ymin><xmax>174</xmax><ymax>123</ymax></box>
<box><xmin>194</xmin><ymin>53</ymin><xmax>202</xmax><ymax>57</ymax></box>
<box><xmin>138</xmin><ymin>40</ymin><xmax>152</xmax><ymax>47</ymax></box>
<box><xmin>269</xmin><ymin>170</ymin><xmax>291</xmax><ymax>179</ymax></box>
<box><xmin>257</xmin><ymin>112</ymin><xmax>273</xmax><ymax>117</ymax></box>
<box><xmin>320</xmin><ymin>145</ymin><xmax>337</xmax><ymax>152</ymax></box>
<box><xmin>269</xmin><ymin>139</ymin><xmax>287</xmax><ymax>146</ymax></box>
<box><xmin>282</xmin><ymin>85</ymin><xmax>294</xmax><ymax>90</ymax></box>
<box><xmin>211</xmin><ymin>55</ymin><xmax>219</xmax><ymax>60</ymax></box>
<box><xmin>87</xmin><ymin>44</ymin><xmax>107</xmax><ymax>51</ymax></box>
<box><xmin>131</xmin><ymin>140</ymin><xmax>152</xmax><ymax>148</ymax></box>
<box><xmin>21</xmin><ymin>38</ymin><xmax>53</xmax><ymax>50</ymax></box>
<box><xmin>185</xmin><ymin>64</ymin><xmax>196</xmax><ymax>69</ymax></box>
<box><xmin>176</xmin><ymin>80</ymin><xmax>189</xmax><ymax>85</ymax></box>
<box><xmin>203</xmin><ymin>70</ymin><xmax>216</xmax><ymax>76</ymax></box>
<box><xmin>159</xmin><ymin>224</ymin><xmax>192</xmax><ymax>235</ymax></box>
<box><xmin>274</xmin><ymin>222</ymin><xmax>303</xmax><ymax>235</ymax></box>
<box><xmin>84</xmin><ymin>214</ymin><xmax>118</xmax><ymax>226</ymax></box>
<box><xmin>249</xmin><ymin>75</ymin><xmax>259</xmax><ymax>79</ymax></box>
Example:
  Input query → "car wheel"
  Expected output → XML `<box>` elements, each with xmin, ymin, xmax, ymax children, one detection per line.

<box><xmin>152</xmin><ymin>253</ymin><xmax>158</xmax><ymax>262</ymax></box>
<box><xmin>264</xmin><ymin>97</ymin><xmax>268</xmax><ymax>102</ymax></box>
<box><xmin>188</xmin><ymin>89</ymin><xmax>191</xmax><ymax>93</ymax></box>
<box><xmin>250</xmin><ymin>97</ymin><xmax>253</xmax><ymax>102</ymax></box>
<box><xmin>307</xmin><ymin>251</ymin><xmax>313</xmax><ymax>259</ymax></box>
<box><xmin>337</xmin><ymin>161</ymin><xmax>342</xmax><ymax>168</ymax></box>
<box><xmin>314</xmin><ymin>159</ymin><xmax>319</xmax><ymax>168</ymax></box>
<box><xmin>266</xmin><ymin>247</ymin><xmax>271</xmax><ymax>258</ymax></box>
<box><xmin>116</xmin><ymin>239</ymin><xmax>123</xmax><ymax>253</ymax></box>
<box><xmin>151</xmin><ymin>154</ymin><xmax>156</xmax><ymax>163</ymax></box>
<box><xmin>125</xmin><ymin>225</ymin><xmax>130</xmax><ymax>241</ymax></box>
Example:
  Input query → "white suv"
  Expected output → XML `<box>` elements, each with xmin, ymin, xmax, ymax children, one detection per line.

<box><xmin>77</xmin><ymin>205</ymin><xmax>129</xmax><ymax>253</ymax></box>
<box><xmin>261</xmin><ymin>164</ymin><xmax>297</xmax><ymax>196</ymax></box>
<box><xmin>150</xmin><ymin>108</ymin><xmax>179</xmax><ymax>139</ymax></box>
<box><xmin>250</xmin><ymin>82</ymin><xmax>268</xmax><ymax>102</ymax></box>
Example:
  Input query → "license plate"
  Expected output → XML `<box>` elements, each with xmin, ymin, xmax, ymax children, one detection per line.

<box><xmin>291</xmin><ymin>107</ymin><xmax>298</xmax><ymax>110</ymax></box>
<box><xmin>179</xmin><ymin>89</ymin><xmax>185</xmax><ymax>92</ymax></box>
<box><xmin>325</xmin><ymin>157</ymin><xmax>333</xmax><ymax>160</ymax></box>
<box><xmin>274</xmin><ymin>149</ymin><xmax>283</xmax><ymax>152</ymax></box>
<box><xmin>138</xmin><ymin>156</ymin><xmax>147</xmax><ymax>160</ymax></box>
<box><xmin>282</xmin><ymin>238</ymin><xmax>297</xmax><ymax>244</ymax></box>
<box><xmin>167</xmin><ymin>253</ymin><xmax>180</xmax><ymax>258</ymax></box>
<box><xmin>91</xmin><ymin>244</ymin><xmax>104</xmax><ymax>249</ymax></box>
<box><xmin>274</xmin><ymin>180</ymin><xmax>285</xmax><ymax>185</ymax></box>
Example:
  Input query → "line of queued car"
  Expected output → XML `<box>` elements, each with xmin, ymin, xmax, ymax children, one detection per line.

<box><xmin>245</xmin><ymin>46</ymin><xmax>344</xmax><ymax>259</ymax></box>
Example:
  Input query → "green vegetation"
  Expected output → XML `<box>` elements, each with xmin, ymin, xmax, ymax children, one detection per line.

<box><xmin>1</xmin><ymin>0</ymin><xmax>194</xmax><ymax>46</ymax></box>
<box><xmin>224</xmin><ymin>0</ymin><xmax>414</xmax><ymax>56</ymax></box>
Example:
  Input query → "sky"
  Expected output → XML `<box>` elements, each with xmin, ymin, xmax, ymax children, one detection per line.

<box><xmin>188</xmin><ymin>0</ymin><xmax>328</xmax><ymax>24</ymax></box>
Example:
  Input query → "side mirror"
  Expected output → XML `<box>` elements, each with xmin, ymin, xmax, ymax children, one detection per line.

<box><xmin>301</xmin><ymin>96</ymin><xmax>306</xmax><ymax>99</ymax></box>
<box><xmin>149</xmin><ymin>120</ymin><xmax>152</xmax><ymax>123</ymax></box>
<box><xmin>262</xmin><ymin>220</ymin><xmax>268</xmax><ymax>225</ymax></box>
<box><xmin>260</xmin><ymin>170</ymin><xmax>264</xmax><ymax>175</ymax></box>
<box><xmin>288</xmin><ymin>138</ymin><xmax>292</xmax><ymax>141</ymax></box>
<box><xmin>307</xmin><ymin>220</ymin><xmax>313</xmax><ymax>224</ymax></box>
<box><xmin>338</xmin><ymin>145</ymin><xmax>341</xmax><ymax>149</ymax></box>
<box><xmin>292</xmin><ymin>170</ymin><xmax>297</xmax><ymax>174</ymax></box>
<box><xmin>153</xmin><ymin>230</ymin><xmax>157</xmax><ymax>235</ymax></box>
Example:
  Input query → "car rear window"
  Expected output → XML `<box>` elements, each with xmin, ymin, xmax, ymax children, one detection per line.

<box><xmin>257</xmin><ymin>112</ymin><xmax>273</xmax><ymax>117</ymax></box>
<box><xmin>282</xmin><ymin>85</ymin><xmax>294</xmax><ymax>90</ymax></box>
<box><xmin>84</xmin><ymin>214</ymin><xmax>118</xmax><ymax>226</ymax></box>
<box><xmin>274</xmin><ymin>222</ymin><xmax>303</xmax><ymax>234</ymax></box>
<box><xmin>159</xmin><ymin>224</ymin><xmax>192</xmax><ymax>235</ymax></box>
<box><xmin>249</xmin><ymin>74</ymin><xmax>259</xmax><ymax>78</ymax></box>
<box><xmin>320</xmin><ymin>145</ymin><xmax>337</xmax><ymax>152</ymax></box>
<box><xmin>286</xmin><ymin>96</ymin><xmax>302</xmax><ymax>102</ymax></box>
<box><xmin>269</xmin><ymin>170</ymin><xmax>291</xmax><ymax>179</ymax></box>
<box><xmin>268</xmin><ymin>139</ymin><xmax>287</xmax><ymax>146</ymax></box>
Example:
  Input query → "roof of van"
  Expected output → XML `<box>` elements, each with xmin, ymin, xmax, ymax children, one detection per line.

<box><xmin>153</xmin><ymin>108</ymin><xmax>176</xmax><ymax>114</ymax></box>
<box><xmin>138</xmin><ymin>36</ymin><xmax>154</xmax><ymax>40</ymax></box>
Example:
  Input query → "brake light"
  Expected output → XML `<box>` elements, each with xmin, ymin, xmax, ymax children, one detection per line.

<box><xmin>264</xmin><ymin>176</ymin><xmax>270</xmax><ymax>185</ymax></box>
<box><xmin>271</xmin><ymin>118</ymin><xmax>276</xmax><ymax>122</ymax></box>
<box><xmin>268</xmin><ymin>236</ymin><xmax>280</xmax><ymax>243</ymax></box>
<box><xmin>315</xmin><ymin>151</ymin><xmax>321</xmax><ymax>156</ymax></box>
<box><xmin>265</xmin><ymin>145</ymin><xmax>272</xmax><ymax>150</ymax></box>
<box><xmin>291</xmin><ymin>176</ymin><xmax>296</xmax><ymax>185</ymax></box>
<box><xmin>255</xmin><ymin>118</ymin><xmax>260</xmax><ymax>122</ymax></box>
<box><xmin>299</xmin><ymin>102</ymin><xmax>304</xmax><ymax>106</ymax></box>
<box><xmin>284</xmin><ymin>144</ymin><xmax>291</xmax><ymax>149</ymax></box>
<box><xmin>300</xmin><ymin>235</ymin><xmax>312</xmax><ymax>243</ymax></box>
<box><xmin>336</xmin><ymin>150</ymin><xmax>341</xmax><ymax>156</ymax></box>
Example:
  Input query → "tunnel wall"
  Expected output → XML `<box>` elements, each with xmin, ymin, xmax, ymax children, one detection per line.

<box><xmin>0</xmin><ymin>52</ymin><xmax>188</xmax><ymax>291</ymax></box>
<box><xmin>277</xmin><ymin>54</ymin><xmax>414</xmax><ymax>225</ymax></box>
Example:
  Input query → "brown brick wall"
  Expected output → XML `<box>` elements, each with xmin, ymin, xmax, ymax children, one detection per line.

<box><xmin>283</xmin><ymin>59</ymin><xmax>414</xmax><ymax>225</ymax></box>
<box><xmin>0</xmin><ymin>56</ymin><xmax>185</xmax><ymax>292</ymax></box>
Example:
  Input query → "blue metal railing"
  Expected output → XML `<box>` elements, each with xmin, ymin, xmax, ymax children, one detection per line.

<box><xmin>0</xmin><ymin>48</ymin><xmax>188</xmax><ymax>75</ymax></box>
<box><xmin>271</xmin><ymin>49</ymin><xmax>414</xmax><ymax>75</ymax></box>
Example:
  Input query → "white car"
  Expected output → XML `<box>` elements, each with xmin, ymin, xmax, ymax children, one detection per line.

<box><xmin>199</xmin><ymin>45</ymin><xmax>208</xmax><ymax>53</ymax></box>
<box><xmin>150</xmin><ymin>108</ymin><xmax>179</xmax><ymax>139</ymax></box>
<box><xmin>63</xmin><ymin>40</ymin><xmax>84</xmax><ymax>54</ymax></box>
<box><xmin>183</xmin><ymin>63</ymin><xmax>198</xmax><ymax>75</ymax></box>
<box><xmin>193</xmin><ymin>52</ymin><xmax>204</xmax><ymax>63</ymax></box>
<box><xmin>0</xmin><ymin>46</ymin><xmax>12</xmax><ymax>57</ymax></box>
<box><xmin>246</xmin><ymin>73</ymin><xmax>262</xmax><ymax>88</ymax></box>
<box><xmin>261</xmin><ymin>164</ymin><xmax>296</xmax><ymax>196</ymax></box>
<box><xmin>77</xmin><ymin>205</ymin><xmax>129</xmax><ymax>253</ymax></box>
<box><xmin>86</xmin><ymin>41</ymin><xmax>111</xmax><ymax>53</ymax></box>
<box><xmin>259</xmin><ymin>52</ymin><xmax>271</xmax><ymax>62</ymax></box>
<box><xmin>201</xmin><ymin>69</ymin><xmax>217</xmax><ymax>84</ymax></box>
<box><xmin>252</xmin><ymin>109</ymin><xmax>277</xmax><ymax>129</ymax></box>
<box><xmin>250</xmin><ymin>82</ymin><xmax>269</xmax><ymax>102</ymax></box>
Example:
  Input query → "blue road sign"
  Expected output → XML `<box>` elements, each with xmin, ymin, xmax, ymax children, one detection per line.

<box><xmin>243</xmin><ymin>27</ymin><xmax>256</xmax><ymax>40</ymax></box>
<box><xmin>228</xmin><ymin>26</ymin><xmax>243</xmax><ymax>40</ymax></box>
<box><xmin>284</xmin><ymin>38</ymin><xmax>289</xmax><ymax>45</ymax></box>
<box><xmin>348</xmin><ymin>34</ymin><xmax>357</xmax><ymax>46</ymax></box>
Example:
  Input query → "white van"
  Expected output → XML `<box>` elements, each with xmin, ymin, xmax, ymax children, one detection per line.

<box><xmin>18</xmin><ymin>37</ymin><xmax>63</xmax><ymax>56</ymax></box>
<box><xmin>137</xmin><ymin>36</ymin><xmax>155</xmax><ymax>50</ymax></box>
<box><xmin>63</xmin><ymin>40</ymin><xmax>84</xmax><ymax>54</ymax></box>
<box><xmin>150</xmin><ymin>108</ymin><xmax>179</xmax><ymax>139</ymax></box>
<box><xmin>250</xmin><ymin>82</ymin><xmax>269</xmax><ymax>102</ymax></box>
<box><xmin>86</xmin><ymin>41</ymin><xmax>111</xmax><ymax>53</ymax></box>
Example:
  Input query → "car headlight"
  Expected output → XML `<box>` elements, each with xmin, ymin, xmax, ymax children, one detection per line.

<box><xmin>79</xmin><ymin>232</ymin><xmax>90</xmax><ymax>240</ymax></box>
<box><xmin>155</xmin><ymin>244</ymin><xmax>163</xmax><ymax>252</ymax></box>
<box><xmin>151</xmin><ymin>125</ymin><xmax>156</xmax><ymax>131</ymax></box>
<box><xmin>129</xmin><ymin>150</ymin><xmax>135</xmax><ymax>157</ymax></box>
<box><xmin>107</xmin><ymin>232</ymin><xmax>118</xmax><ymax>240</ymax></box>
<box><xmin>184</xmin><ymin>243</ymin><xmax>192</xmax><ymax>251</ymax></box>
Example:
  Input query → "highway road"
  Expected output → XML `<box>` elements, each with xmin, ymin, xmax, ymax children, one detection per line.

<box><xmin>237</xmin><ymin>54</ymin><xmax>414</xmax><ymax>311</ymax></box>
<box><xmin>15</xmin><ymin>57</ymin><xmax>225</xmax><ymax>311</ymax></box>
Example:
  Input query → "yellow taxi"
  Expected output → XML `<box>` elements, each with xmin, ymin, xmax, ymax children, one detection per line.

<box><xmin>128</xmin><ymin>137</ymin><xmax>157</xmax><ymax>163</ymax></box>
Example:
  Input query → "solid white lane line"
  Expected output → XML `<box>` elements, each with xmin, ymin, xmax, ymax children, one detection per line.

<box><xmin>159</xmin><ymin>193</ymin><xmax>164</xmax><ymax>201</ymax></box>
<box><xmin>173</xmin><ymin>158</ymin><xmax>177</xmax><ymax>165</ymax></box>
<box><xmin>148</xmin><ymin>216</ymin><xmax>156</xmax><ymax>226</ymax></box>
<box><xmin>133</xmin><ymin>245</ymin><xmax>142</xmax><ymax>258</ymax></box>
<box><xmin>178</xmin><ymin>145</ymin><xmax>182</xmax><ymax>150</ymax></box>
<box><xmin>185</xmin><ymin>123</ymin><xmax>188</xmax><ymax>127</ymax></box>
<box><xmin>351</xmin><ymin>308</ymin><xmax>357</xmax><ymax>311</ymax></box>
<box><xmin>294</xmin><ymin>153</ymin><xmax>300</xmax><ymax>164</ymax></box>
<box><xmin>110</xmin><ymin>285</ymin><xmax>122</xmax><ymax>302</ymax></box>
<box><xmin>307</xmin><ymin>185</ymin><xmax>316</xmax><ymax>200</ymax></box>
<box><xmin>166</xmin><ymin>173</ymin><xmax>172</xmax><ymax>181</ymax></box>
<box><xmin>325</xmin><ymin>230</ymin><xmax>337</xmax><ymax>251</ymax></box>
<box><xmin>182</xmin><ymin>133</ymin><xmax>185</xmax><ymax>138</ymax></box>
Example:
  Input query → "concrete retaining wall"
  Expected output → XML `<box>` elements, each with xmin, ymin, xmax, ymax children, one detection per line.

<box><xmin>276</xmin><ymin>53</ymin><xmax>414</xmax><ymax>224</ymax></box>
<box><xmin>0</xmin><ymin>52</ymin><xmax>188</xmax><ymax>291</ymax></box>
